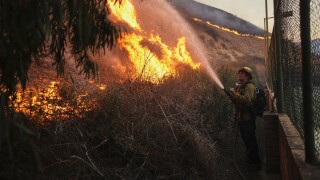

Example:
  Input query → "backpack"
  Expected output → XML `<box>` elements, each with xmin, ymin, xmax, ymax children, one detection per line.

<box><xmin>252</xmin><ymin>86</ymin><xmax>267</xmax><ymax>117</ymax></box>
<box><xmin>244</xmin><ymin>83</ymin><xmax>267</xmax><ymax>118</ymax></box>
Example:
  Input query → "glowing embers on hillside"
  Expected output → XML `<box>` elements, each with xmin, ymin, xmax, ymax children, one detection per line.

<box><xmin>193</xmin><ymin>18</ymin><xmax>265</xmax><ymax>40</ymax></box>
<box><xmin>11</xmin><ymin>81</ymin><xmax>97</xmax><ymax>122</ymax></box>
<box><xmin>109</xmin><ymin>0</ymin><xmax>200</xmax><ymax>83</ymax></box>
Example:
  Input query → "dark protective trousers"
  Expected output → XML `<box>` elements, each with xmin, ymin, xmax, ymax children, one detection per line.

<box><xmin>239</xmin><ymin>119</ymin><xmax>261</xmax><ymax>164</ymax></box>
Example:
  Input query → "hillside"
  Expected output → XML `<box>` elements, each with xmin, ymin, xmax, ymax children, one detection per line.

<box><xmin>168</xmin><ymin>0</ymin><xmax>267</xmax><ymax>84</ymax></box>
<box><xmin>168</xmin><ymin>0</ymin><xmax>265</xmax><ymax>35</ymax></box>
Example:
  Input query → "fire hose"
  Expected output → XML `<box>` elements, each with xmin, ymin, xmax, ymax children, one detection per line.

<box><xmin>223</xmin><ymin>88</ymin><xmax>247</xmax><ymax>180</ymax></box>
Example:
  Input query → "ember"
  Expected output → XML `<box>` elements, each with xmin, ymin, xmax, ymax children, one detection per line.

<box><xmin>193</xmin><ymin>18</ymin><xmax>266</xmax><ymax>40</ymax></box>
<box><xmin>11</xmin><ymin>81</ymin><xmax>100</xmax><ymax>122</ymax></box>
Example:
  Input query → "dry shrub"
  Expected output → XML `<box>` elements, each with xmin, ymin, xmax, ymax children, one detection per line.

<box><xmin>0</xmin><ymin>67</ymin><xmax>236</xmax><ymax>179</ymax></box>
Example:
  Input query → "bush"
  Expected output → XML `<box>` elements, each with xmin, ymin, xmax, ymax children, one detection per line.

<box><xmin>0</xmin><ymin>67</ymin><xmax>237</xmax><ymax>179</ymax></box>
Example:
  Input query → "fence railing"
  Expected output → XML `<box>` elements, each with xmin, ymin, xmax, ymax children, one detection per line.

<box><xmin>266</xmin><ymin>0</ymin><xmax>320</xmax><ymax>164</ymax></box>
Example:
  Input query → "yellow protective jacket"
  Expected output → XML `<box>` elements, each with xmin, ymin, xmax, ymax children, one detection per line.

<box><xmin>230</xmin><ymin>82</ymin><xmax>256</xmax><ymax>122</ymax></box>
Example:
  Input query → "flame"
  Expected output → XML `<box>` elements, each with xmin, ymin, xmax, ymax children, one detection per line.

<box><xmin>193</xmin><ymin>18</ymin><xmax>268</xmax><ymax>40</ymax></box>
<box><xmin>10</xmin><ymin>81</ymin><xmax>103</xmax><ymax>122</ymax></box>
<box><xmin>109</xmin><ymin>0</ymin><xmax>141</xmax><ymax>31</ymax></box>
<box><xmin>7</xmin><ymin>0</ymin><xmax>202</xmax><ymax>121</ymax></box>
<box><xmin>119</xmin><ymin>33</ymin><xmax>200</xmax><ymax>82</ymax></box>
<box><xmin>89</xmin><ymin>80</ymin><xmax>107</xmax><ymax>90</ymax></box>
<box><xmin>174</xmin><ymin>37</ymin><xmax>199</xmax><ymax>69</ymax></box>
<box><xmin>109</xmin><ymin>0</ymin><xmax>200</xmax><ymax>83</ymax></box>
<box><xmin>120</xmin><ymin>33</ymin><xmax>173</xmax><ymax>82</ymax></box>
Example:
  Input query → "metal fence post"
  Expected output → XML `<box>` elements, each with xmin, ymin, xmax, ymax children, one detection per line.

<box><xmin>274</xmin><ymin>2</ymin><xmax>284</xmax><ymax>113</ymax></box>
<box><xmin>265</xmin><ymin>0</ymin><xmax>269</xmax><ymax>48</ymax></box>
<box><xmin>300</xmin><ymin>0</ymin><xmax>316</xmax><ymax>164</ymax></box>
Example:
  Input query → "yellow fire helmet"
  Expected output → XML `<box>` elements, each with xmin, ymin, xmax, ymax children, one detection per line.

<box><xmin>238</xmin><ymin>66</ymin><xmax>253</xmax><ymax>80</ymax></box>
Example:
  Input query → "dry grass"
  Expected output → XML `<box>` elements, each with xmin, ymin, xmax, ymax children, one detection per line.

<box><xmin>0</xmin><ymin>67</ymin><xmax>238</xmax><ymax>179</ymax></box>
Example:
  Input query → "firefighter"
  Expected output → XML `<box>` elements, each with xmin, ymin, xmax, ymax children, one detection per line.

<box><xmin>228</xmin><ymin>67</ymin><xmax>261</xmax><ymax>171</ymax></box>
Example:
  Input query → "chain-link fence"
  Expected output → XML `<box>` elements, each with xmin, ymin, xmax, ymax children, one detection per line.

<box><xmin>267</xmin><ymin>0</ymin><xmax>320</xmax><ymax>163</ymax></box>
<box><xmin>310</xmin><ymin>0</ymin><xmax>320</xmax><ymax>162</ymax></box>
<box><xmin>279</xmin><ymin>0</ymin><xmax>304</xmax><ymax>138</ymax></box>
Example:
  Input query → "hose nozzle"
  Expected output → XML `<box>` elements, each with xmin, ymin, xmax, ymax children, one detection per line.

<box><xmin>223</xmin><ymin>88</ymin><xmax>231</xmax><ymax>97</ymax></box>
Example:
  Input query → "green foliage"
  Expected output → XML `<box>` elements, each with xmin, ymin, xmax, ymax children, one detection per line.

<box><xmin>0</xmin><ymin>0</ymin><xmax>122</xmax><ymax>96</ymax></box>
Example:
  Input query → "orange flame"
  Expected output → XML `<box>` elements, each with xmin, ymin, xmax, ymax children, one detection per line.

<box><xmin>193</xmin><ymin>18</ymin><xmax>267</xmax><ymax>40</ymax></box>
<box><xmin>109</xmin><ymin>0</ymin><xmax>200</xmax><ymax>83</ymax></box>
<box><xmin>174</xmin><ymin>37</ymin><xmax>199</xmax><ymax>69</ymax></box>
<box><xmin>120</xmin><ymin>33</ymin><xmax>173</xmax><ymax>82</ymax></box>
<box><xmin>11</xmin><ymin>81</ymin><xmax>104</xmax><ymax>122</ymax></box>
<box><xmin>109</xmin><ymin>0</ymin><xmax>141</xmax><ymax>31</ymax></box>
<box><xmin>8</xmin><ymin>0</ymin><xmax>202</xmax><ymax>121</ymax></box>
<box><xmin>88</xmin><ymin>80</ymin><xmax>107</xmax><ymax>90</ymax></box>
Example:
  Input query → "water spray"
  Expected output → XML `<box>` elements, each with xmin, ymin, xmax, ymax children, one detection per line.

<box><xmin>199</xmin><ymin>57</ymin><xmax>224</xmax><ymax>88</ymax></box>
<box><xmin>202</xmin><ymin>64</ymin><xmax>232</xmax><ymax>97</ymax></box>
<box><xmin>201</xmin><ymin>62</ymin><xmax>232</xmax><ymax>97</ymax></box>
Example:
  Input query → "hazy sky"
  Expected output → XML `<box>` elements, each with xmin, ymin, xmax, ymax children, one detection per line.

<box><xmin>195</xmin><ymin>0</ymin><xmax>274</xmax><ymax>30</ymax></box>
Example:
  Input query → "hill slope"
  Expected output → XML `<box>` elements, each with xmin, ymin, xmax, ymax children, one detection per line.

<box><xmin>168</xmin><ymin>0</ymin><xmax>267</xmax><ymax>84</ymax></box>
<box><xmin>168</xmin><ymin>0</ymin><xmax>265</xmax><ymax>35</ymax></box>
